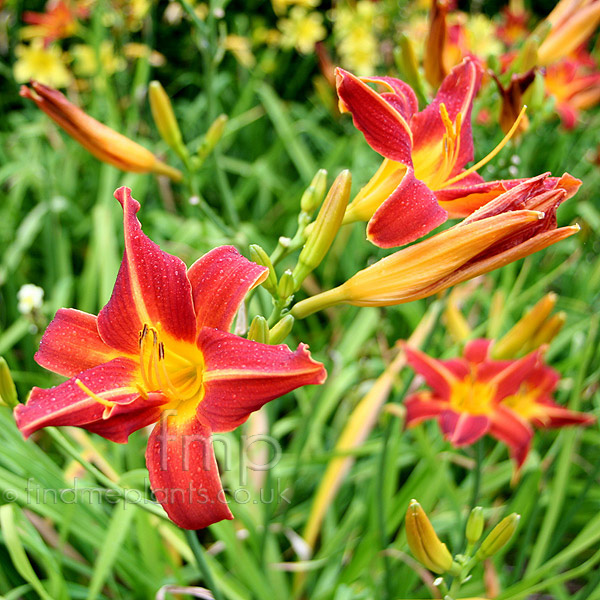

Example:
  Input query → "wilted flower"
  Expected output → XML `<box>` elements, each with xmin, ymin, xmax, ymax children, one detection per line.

<box><xmin>15</xmin><ymin>188</ymin><xmax>326</xmax><ymax>530</ymax></box>
<box><xmin>21</xmin><ymin>81</ymin><xmax>182</xmax><ymax>181</ymax></box>
<box><xmin>291</xmin><ymin>174</ymin><xmax>580</xmax><ymax>317</ymax></box>
<box><xmin>336</xmin><ymin>59</ymin><xmax>546</xmax><ymax>248</ymax></box>
<box><xmin>491</xmin><ymin>70</ymin><xmax>536</xmax><ymax>136</ymax></box>
<box><xmin>403</xmin><ymin>338</ymin><xmax>595</xmax><ymax>467</ymax></box>
<box><xmin>14</xmin><ymin>40</ymin><xmax>72</xmax><ymax>88</ymax></box>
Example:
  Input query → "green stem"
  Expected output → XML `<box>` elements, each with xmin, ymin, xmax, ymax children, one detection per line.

<box><xmin>377</xmin><ymin>420</ymin><xmax>394</xmax><ymax>600</ymax></box>
<box><xmin>46</xmin><ymin>429</ymin><xmax>168</xmax><ymax>520</ymax></box>
<box><xmin>185</xmin><ymin>529</ymin><xmax>225</xmax><ymax>600</ymax></box>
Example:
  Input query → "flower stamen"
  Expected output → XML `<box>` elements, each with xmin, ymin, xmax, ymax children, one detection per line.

<box><xmin>444</xmin><ymin>105</ymin><xmax>527</xmax><ymax>188</ymax></box>
<box><xmin>75</xmin><ymin>379</ymin><xmax>116</xmax><ymax>408</ymax></box>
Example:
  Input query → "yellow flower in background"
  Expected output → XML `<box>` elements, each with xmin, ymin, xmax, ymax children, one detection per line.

<box><xmin>14</xmin><ymin>39</ymin><xmax>72</xmax><ymax>88</ymax></box>
<box><xmin>271</xmin><ymin>0</ymin><xmax>320</xmax><ymax>16</ymax></box>
<box><xmin>278</xmin><ymin>7</ymin><xmax>326</xmax><ymax>54</ymax></box>
<box><xmin>71</xmin><ymin>41</ymin><xmax>126</xmax><ymax>77</ymax></box>
<box><xmin>463</xmin><ymin>13</ymin><xmax>503</xmax><ymax>59</ymax></box>
<box><xmin>333</xmin><ymin>1</ymin><xmax>382</xmax><ymax>75</ymax></box>
<box><xmin>223</xmin><ymin>34</ymin><xmax>256</xmax><ymax>68</ymax></box>
<box><xmin>123</xmin><ymin>42</ymin><xmax>166</xmax><ymax>67</ymax></box>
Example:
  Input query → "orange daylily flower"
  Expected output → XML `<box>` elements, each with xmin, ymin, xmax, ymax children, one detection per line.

<box><xmin>291</xmin><ymin>174</ymin><xmax>580</xmax><ymax>318</ymax></box>
<box><xmin>15</xmin><ymin>188</ymin><xmax>326</xmax><ymax>530</ymax></box>
<box><xmin>22</xmin><ymin>0</ymin><xmax>82</xmax><ymax>44</ymax></box>
<box><xmin>21</xmin><ymin>81</ymin><xmax>182</xmax><ymax>181</ymax></box>
<box><xmin>404</xmin><ymin>339</ymin><xmax>595</xmax><ymax>467</ymax></box>
<box><xmin>537</xmin><ymin>0</ymin><xmax>600</xmax><ymax>66</ymax></box>
<box><xmin>335</xmin><ymin>59</ymin><xmax>564</xmax><ymax>248</ymax></box>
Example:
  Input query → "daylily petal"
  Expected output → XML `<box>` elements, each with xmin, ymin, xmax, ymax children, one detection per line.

<box><xmin>14</xmin><ymin>358</ymin><xmax>157</xmax><ymax>442</ymax></box>
<box><xmin>490</xmin><ymin>350</ymin><xmax>541</xmax><ymax>400</ymax></box>
<box><xmin>197</xmin><ymin>328</ymin><xmax>326</xmax><ymax>432</ymax></box>
<box><xmin>404</xmin><ymin>393</ymin><xmax>449</xmax><ymax>427</ymax></box>
<box><xmin>187</xmin><ymin>246</ymin><xmax>268</xmax><ymax>332</ymax></box>
<box><xmin>97</xmin><ymin>188</ymin><xmax>197</xmax><ymax>355</ymax></box>
<box><xmin>463</xmin><ymin>339</ymin><xmax>493</xmax><ymax>364</ymax></box>
<box><xmin>35</xmin><ymin>308</ymin><xmax>121</xmax><ymax>377</ymax></box>
<box><xmin>528</xmin><ymin>399</ymin><xmax>596</xmax><ymax>428</ymax></box>
<box><xmin>439</xmin><ymin>410</ymin><xmax>490</xmax><ymax>446</ymax></box>
<box><xmin>335</xmin><ymin>67</ymin><xmax>414</xmax><ymax>165</ymax></box>
<box><xmin>367</xmin><ymin>167</ymin><xmax>448</xmax><ymax>248</ymax></box>
<box><xmin>360</xmin><ymin>75</ymin><xmax>419</xmax><ymax>121</ymax></box>
<box><xmin>412</xmin><ymin>58</ymin><xmax>482</xmax><ymax>175</ymax></box>
<box><xmin>405</xmin><ymin>345</ymin><xmax>458</xmax><ymax>400</ymax></box>
<box><xmin>145</xmin><ymin>416</ymin><xmax>233</xmax><ymax>530</ymax></box>
<box><xmin>489</xmin><ymin>405</ymin><xmax>533</xmax><ymax>467</ymax></box>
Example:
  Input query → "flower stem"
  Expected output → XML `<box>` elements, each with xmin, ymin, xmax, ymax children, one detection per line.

<box><xmin>185</xmin><ymin>529</ymin><xmax>225</xmax><ymax>600</ymax></box>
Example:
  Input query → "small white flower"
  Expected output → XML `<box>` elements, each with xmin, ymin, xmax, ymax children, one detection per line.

<box><xmin>17</xmin><ymin>284</ymin><xmax>44</xmax><ymax>315</ymax></box>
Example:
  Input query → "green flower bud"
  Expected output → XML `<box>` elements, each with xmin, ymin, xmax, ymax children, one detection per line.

<box><xmin>466</xmin><ymin>507</ymin><xmax>484</xmax><ymax>545</ymax></box>
<box><xmin>198</xmin><ymin>114</ymin><xmax>228</xmax><ymax>161</ymax></box>
<box><xmin>269</xmin><ymin>314</ymin><xmax>294</xmax><ymax>344</ymax></box>
<box><xmin>292</xmin><ymin>170</ymin><xmax>351</xmax><ymax>289</ymax></box>
<box><xmin>249</xmin><ymin>244</ymin><xmax>277</xmax><ymax>294</ymax></box>
<box><xmin>300</xmin><ymin>169</ymin><xmax>328</xmax><ymax>215</ymax></box>
<box><xmin>0</xmin><ymin>358</ymin><xmax>18</xmax><ymax>408</ymax></box>
<box><xmin>278</xmin><ymin>270</ymin><xmax>295</xmax><ymax>302</ymax></box>
<box><xmin>476</xmin><ymin>513</ymin><xmax>520</xmax><ymax>560</ymax></box>
<box><xmin>247</xmin><ymin>316</ymin><xmax>269</xmax><ymax>344</ymax></box>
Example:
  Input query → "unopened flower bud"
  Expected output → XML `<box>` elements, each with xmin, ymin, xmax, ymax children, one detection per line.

<box><xmin>278</xmin><ymin>270</ymin><xmax>296</xmax><ymax>301</ymax></box>
<box><xmin>149</xmin><ymin>80</ymin><xmax>187</xmax><ymax>159</ymax></box>
<box><xmin>247</xmin><ymin>315</ymin><xmax>269</xmax><ymax>344</ymax></box>
<box><xmin>249</xmin><ymin>244</ymin><xmax>277</xmax><ymax>294</ymax></box>
<box><xmin>198</xmin><ymin>114</ymin><xmax>228</xmax><ymax>161</ymax></box>
<box><xmin>300</xmin><ymin>169</ymin><xmax>328</xmax><ymax>215</ymax></box>
<box><xmin>530</xmin><ymin>311</ymin><xmax>566</xmax><ymax>349</ymax></box>
<box><xmin>405</xmin><ymin>500</ymin><xmax>454</xmax><ymax>574</ymax></box>
<box><xmin>394</xmin><ymin>35</ymin><xmax>425</xmax><ymax>102</ymax></box>
<box><xmin>0</xmin><ymin>358</ymin><xmax>18</xmax><ymax>408</ymax></box>
<box><xmin>476</xmin><ymin>513</ymin><xmax>520</xmax><ymax>560</ymax></box>
<box><xmin>493</xmin><ymin>293</ymin><xmax>557</xmax><ymax>359</ymax></box>
<box><xmin>269</xmin><ymin>314</ymin><xmax>294</xmax><ymax>344</ymax></box>
<box><xmin>466</xmin><ymin>507</ymin><xmax>484</xmax><ymax>545</ymax></box>
<box><xmin>292</xmin><ymin>170</ymin><xmax>351</xmax><ymax>289</ymax></box>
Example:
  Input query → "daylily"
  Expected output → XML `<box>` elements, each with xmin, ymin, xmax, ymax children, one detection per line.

<box><xmin>21</xmin><ymin>0</ymin><xmax>81</xmax><ymax>44</ymax></box>
<box><xmin>544</xmin><ymin>55</ymin><xmax>600</xmax><ymax>129</ymax></box>
<box><xmin>20</xmin><ymin>82</ymin><xmax>182</xmax><ymax>181</ymax></box>
<box><xmin>14</xmin><ymin>187</ymin><xmax>326</xmax><ymax>530</ymax></box>
<box><xmin>336</xmin><ymin>58</ymin><xmax>557</xmax><ymax>248</ymax></box>
<box><xmin>291</xmin><ymin>174</ymin><xmax>580</xmax><ymax>318</ymax></box>
<box><xmin>403</xmin><ymin>339</ymin><xmax>595</xmax><ymax>467</ymax></box>
<box><xmin>536</xmin><ymin>0</ymin><xmax>600</xmax><ymax>66</ymax></box>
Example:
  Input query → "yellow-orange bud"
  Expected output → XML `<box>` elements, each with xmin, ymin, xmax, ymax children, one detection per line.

<box><xmin>20</xmin><ymin>81</ymin><xmax>182</xmax><ymax>181</ymax></box>
<box><xmin>149</xmin><ymin>80</ymin><xmax>186</xmax><ymax>159</ymax></box>
<box><xmin>405</xmin><ymin>500</ymin><xmax>453</xmax><ymax>574</ymax></box>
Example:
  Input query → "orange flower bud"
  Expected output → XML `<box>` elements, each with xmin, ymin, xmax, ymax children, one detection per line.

<box><xmin>21</xmin><ymin>81</ymin><xmax>182</xmax><ymax>181</ymax></box>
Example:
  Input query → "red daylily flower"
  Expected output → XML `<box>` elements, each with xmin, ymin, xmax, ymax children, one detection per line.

<box><xmin>544</xmin><ymin>54</ymin><xmax>600</xmax><ymax>129</ymax></box>
<box><xmin>404</xmin><ymin>339</ymin><xmax>595</xmax><ymax>467</ymax></box>
<box><xmin>14</xmin><ymin>187</ymin><xmax>326</xmax><ymax>530</ymax></box>
<box><xmin>336</xmin><ymin>58</ymin><xmax>576</xmax><ymax>248</ymax></box>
